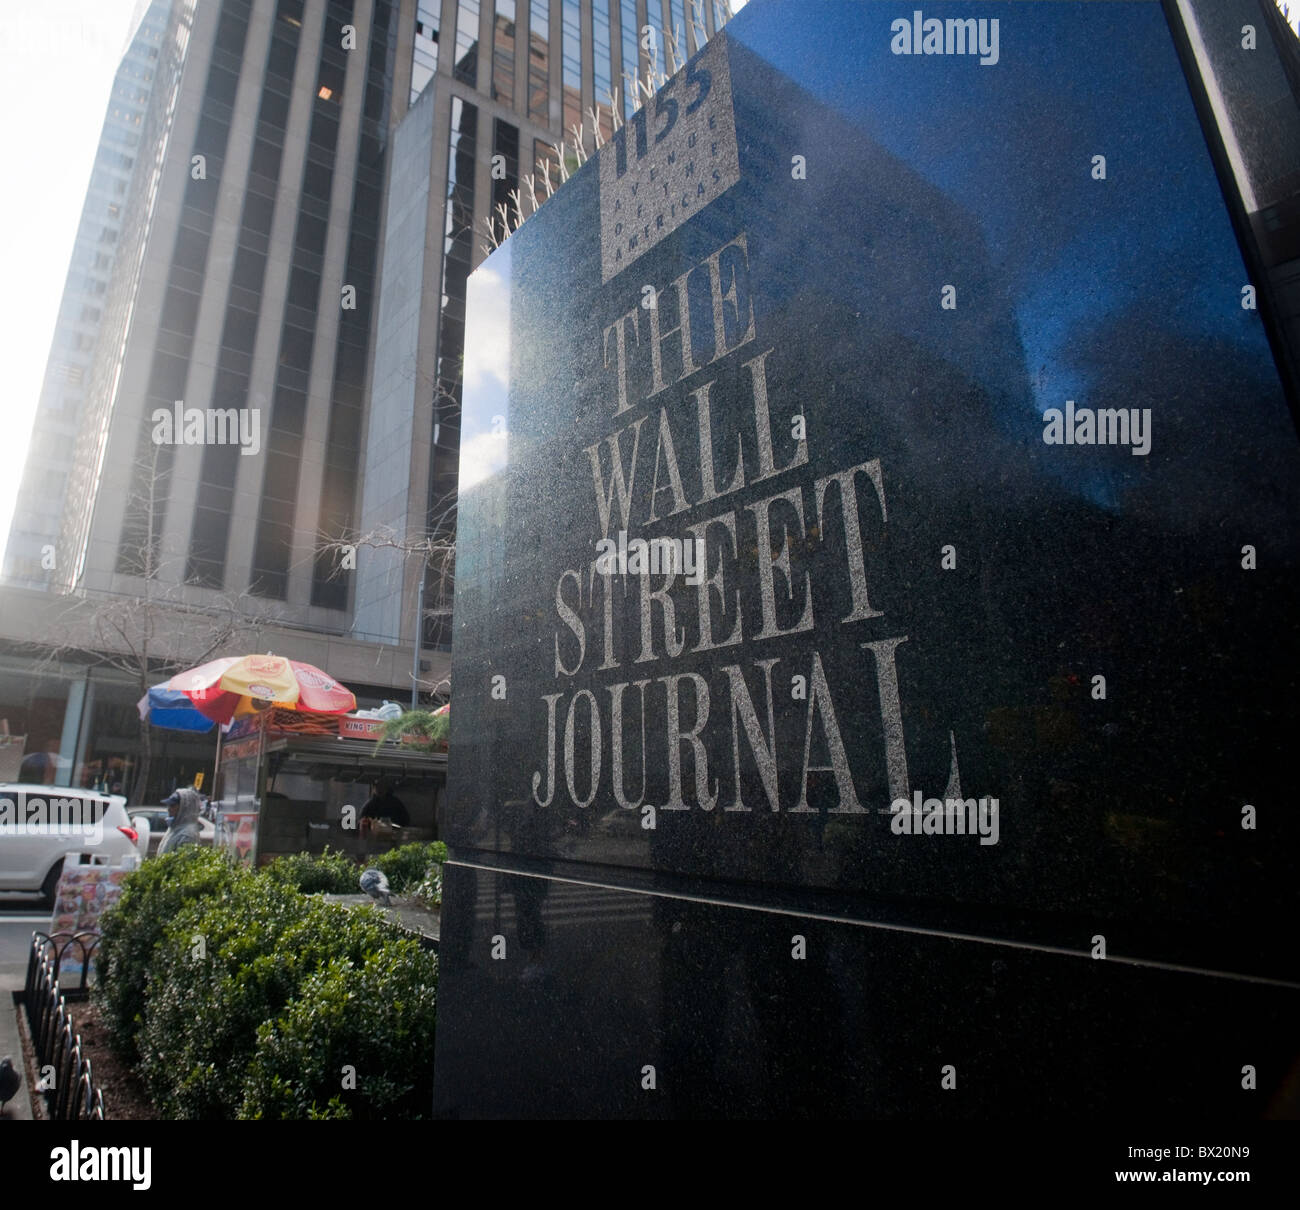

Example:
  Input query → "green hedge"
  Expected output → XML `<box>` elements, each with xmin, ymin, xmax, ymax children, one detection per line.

<box><xmin>373</xmin><ymin>840</ymin><xmax>448</xmax><ymax>893</ymax></box>
<box><xmin>262</xmin><ymin>846</ymin><xmax>360</xmax><ymax>894</ymax></box>
<box><xmin>262</xmin><ymin>840</ymin><xmax>448</xmax><ymax>896</ymax></box>
<box><xmin>94</xmin><ymin>841</ymin><xmax>443</xmax><ymax>1118</ymax></box>
<box><xmin>138</xmin><ymin>882</ymin><xmax>400</xmax><ymax>1119</ymax></box>
<box><xmin>94</xmin><ymin>848</ymin><xmax>249</xmax><ymax>1061</ymax></box>
<box><xmin>240</xmin><ymin>940</ymin><xmax>438</xmax><ymax>1120</ymax></box>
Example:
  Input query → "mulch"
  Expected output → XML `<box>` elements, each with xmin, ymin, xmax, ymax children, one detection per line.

<box><xmin>74</xmin><ymin>998</ymin><xmax>158</xmax><ymax>1120</ymax></box>
<box><xmin>23</xmin><ymin>995</ymin><xmax>159</xmax><ymax>1121</ymax></box>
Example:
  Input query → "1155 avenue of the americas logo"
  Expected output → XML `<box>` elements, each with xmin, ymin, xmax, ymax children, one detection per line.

<box><xmin>599</xmin><ymin>33</ymin><xmax>741</xmax><ymax>283</ymax></box>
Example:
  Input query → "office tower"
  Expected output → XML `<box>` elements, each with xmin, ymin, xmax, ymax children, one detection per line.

<box><xmin>3</xmin><ymin>0</ymin><xmax>177</xmax><ymax>588</ymax></box>
<box><xmin>9</xmin><ymin>1</ymin><xmax>731</xmax><ymax>662</ymax></box>
<box><xmin>355</xmin><ymin>1</ymin><xmax>729</xmax><ymax>652</ymax></box>
<box><xmin>47</xmin><ymin>0</ymin><xmax>407</xmax><ymax>637</ymax></box>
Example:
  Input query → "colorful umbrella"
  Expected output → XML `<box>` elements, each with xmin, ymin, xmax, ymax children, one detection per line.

<box><xmin>136</xmin><ymin>684</ymin><xmax>217</xmax><ymax>733</ymax></box>
<box><xmin>166</xmin><ymin>654</ymin><xmax>357</xmax><ymax>724</ymax></box>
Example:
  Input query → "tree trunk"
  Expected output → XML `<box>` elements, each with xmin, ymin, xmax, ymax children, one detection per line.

<box><xmin>132</xmin><ymin>719</ymin><xmax>153</xmax><ymax>806</ymax></box>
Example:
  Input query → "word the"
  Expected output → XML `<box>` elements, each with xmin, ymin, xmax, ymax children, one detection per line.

<box><xmin>1042</xmin><ymin>401</ymin><xmax>1152</xmax><ymax>455</ymax></box>
<box><xmin>151</xmin><ymin>402</ymin><xmax>262</xmax><ymax>456</ymax></box>
<box><xmin>890</xmin><ymin>11</ymin><xmax>1000</xmax><ymax>65</ymax></box>
<box><xmin>595</xmin><ymin>529</ymin><xmax>707</xmax><ymax>585</ymax></box>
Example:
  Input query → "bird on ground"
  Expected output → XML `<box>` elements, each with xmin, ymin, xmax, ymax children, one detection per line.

<box><xmin>0</xmin><ymin>1056</ymin><xmax>21</xmax><ymax>1114</ymax></box>
<box><xmin>359</xmin><ymin>868</ymin><xmax>392</xmax><ymax>906</ymax></box>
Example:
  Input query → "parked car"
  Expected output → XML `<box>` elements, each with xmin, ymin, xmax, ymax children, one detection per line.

<box><xmin>0</xmin><ymin>783</ymin><xmax>144</xmax><ymax>902</ymax></box>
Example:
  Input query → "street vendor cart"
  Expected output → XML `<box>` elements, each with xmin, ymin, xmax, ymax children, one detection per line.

<box><xmin>211</xmin><ymin>707</ymin><xmax>448</xmax><ymax>866</ymax></box>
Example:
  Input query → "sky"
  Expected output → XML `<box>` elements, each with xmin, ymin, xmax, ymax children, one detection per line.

<box><xmin>0</xmin><ymin>1</ymin><xmax>142</xmax><ymax>553</ymax></box>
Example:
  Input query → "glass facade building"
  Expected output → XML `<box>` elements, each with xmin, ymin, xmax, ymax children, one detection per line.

<box><xmin>355</xmin><ymin>0</ymin><xmax>723</xmax><ymax>650</ymax></box>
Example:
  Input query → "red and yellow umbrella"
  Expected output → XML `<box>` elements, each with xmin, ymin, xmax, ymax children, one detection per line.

<box><xmin>166</xmin><ymin>654</ymin><xmax>356</xmax><ymax>724</ymax></box>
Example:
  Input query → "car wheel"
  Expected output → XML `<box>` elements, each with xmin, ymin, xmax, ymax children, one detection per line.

<box><xmin>40</xmin><ymin>859</ymin><xmax>64</xmax><ymax>907</ymax></box>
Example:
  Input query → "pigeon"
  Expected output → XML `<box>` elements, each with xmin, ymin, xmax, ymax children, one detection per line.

<box><xmin>359</xmin><ymin>868</ymin><xmax>392</xmax><ymax>906</ymax></box>
<box><xmin>0</xmin><ymin>1056</ymin><xmax>21</xmax><ymax>1114</ymax></box>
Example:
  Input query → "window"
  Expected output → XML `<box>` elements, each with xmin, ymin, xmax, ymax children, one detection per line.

<box><xmin>528</xmin><ymin>0</ymin><xmax>550</xmax><ymax>123</ymax></box>
<box><xmin>493</xmin><ymin>1</ymin><xmax>516</xmax><ymax>103</ymax></box>
<box><xmin>620</xmin><ymin>0</ymin><xmax>639</xmax><ymax>118</ymax></box>
<box><xmin>561</xmin><ymin>0</ymin><xmax>582</xmax><ymax>138</ymax></box>
<box><xmin>411</xmin><ymin>1</ymin><xmax>440</xmax><ymax>102</ymax></box>
<box><xmin>592</xmin><ymin>0</ymin><xmax>614</xmax><ymax>138</ymax></box>
<box><xmin>491</xmin><ymin>119</ymin><xmax>519</xmax><ymax>242</ymax></box>
<box><xmin>453</xmin><ymin>0</ymin><xmax>481</xmax><ymax>86</ymax></box>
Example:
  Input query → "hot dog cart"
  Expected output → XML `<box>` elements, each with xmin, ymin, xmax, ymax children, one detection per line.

<box><xmin>211</xmin><ymin>708</ymin><xmax>447</xmax><ymax>866</ymax></box>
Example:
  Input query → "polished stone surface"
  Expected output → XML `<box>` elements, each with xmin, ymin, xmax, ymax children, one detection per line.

<box><xmin>434</xmin><ymin>1</ymin><xmax>1300</xmax><ymax>1116</ymax></box>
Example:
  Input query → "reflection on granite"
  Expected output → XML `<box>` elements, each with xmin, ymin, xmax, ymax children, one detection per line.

<box><xmin>435</xmin><ymin>1</ymin><xmax>1300</xmax><ymax>1116</ymax></box>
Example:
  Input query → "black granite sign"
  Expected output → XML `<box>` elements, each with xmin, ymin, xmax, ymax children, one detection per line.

<box><xmin>435</xmin><ymin>1</ymin><xmax>1300</xmax><ymax>1118</ymax></box>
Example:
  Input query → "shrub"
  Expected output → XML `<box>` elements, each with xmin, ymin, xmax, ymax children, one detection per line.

<box><xmin>137</xmin><ymin>880</ymin><xmax>400</xmax><ymax>1119</ymax></box>
<box><xmin>239</xmin><ymin>940</ymin><xmax>438</xmax><ymax>1119</ymax></box>
<box><xmin>374</xmin><ymin>708</ymin><xmax>448</xmax><ymax>752</ymax></box>
<box><xmin>263</xmin><ymin>846</ymin><xmax>359</xmax><ymax>894</ymax></box>
<box><xmin>94</xmin><ymin>847</ymin><xmax>247</xmax><ymax>1061</ymax></box>
<box><xmin>374</xmin><ymin>840</ymin><xmax>448</xmax><ymax>894</ymax></box>
<box><xmin>411</xmin><ymin>865</ymin><xmax>443</xmax><ymax>909</ymax></box>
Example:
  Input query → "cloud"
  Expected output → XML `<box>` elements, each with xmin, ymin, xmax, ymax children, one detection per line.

<box><xmin>457</xmin><ymin>428</ymin><xmax>508</xmax><ymax>492</ymax></box>
<box><xmin>463</xmin><ymin>264</ymin><xmax>510</xmax><ymax>396</ymax></box>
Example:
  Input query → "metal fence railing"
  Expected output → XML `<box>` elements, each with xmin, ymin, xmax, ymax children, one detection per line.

<box><xmin>21</xmin><ymin>931</ymin><xmax>106</xmax><ymax>1121</ymax></box>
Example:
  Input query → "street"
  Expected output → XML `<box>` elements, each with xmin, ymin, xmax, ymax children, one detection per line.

<box><xmin>0</xmin><ymin>898</ymin><xmax>51</xmax><ymax>979</ymax></box>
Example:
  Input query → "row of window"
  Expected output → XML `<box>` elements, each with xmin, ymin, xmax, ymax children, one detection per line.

<box><xmin>312</xmin><ymin>0</ymin><xmax>398</xmax><ymax>610</ymax></box>
<box><xmin>250</xmin><ymin>0</ymin><xmax>353</xmax><ymax>600</ymax></box>
<box><xmin>411</xmin><ymin>0</ymin><xmax>441</xmax><ymax>102</ymax></box>
<box><xmin>187</xmin><ymin>7</ymin><xmax>307</xmax><ymax>589</ymax></box>
<box><xmin>419</xmin><ymin>1</ymin><xmax>715</xmax><ymax>134</ymax></box>
<box><xmin>117</xmin><ymin>0</ymin><xmax>255</xmax><ymax>579</ymax></box>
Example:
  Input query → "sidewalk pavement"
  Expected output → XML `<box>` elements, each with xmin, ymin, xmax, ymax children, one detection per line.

<box><xmin>1</xmin><ymin>975</ymin><xmax>34</xmax><ymax>1119</ymax></box>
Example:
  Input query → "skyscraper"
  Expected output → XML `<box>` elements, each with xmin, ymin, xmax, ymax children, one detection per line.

<box><xmin>3</xmin><ymin>0</ymin><xmax>177</xmax><ymax>589</ymax></box>
<box><xmin>354</xmin><ymin>1</ymin><xmax>728</xmax><ymax>652</ymax></box>
<box><xmin>8</xmin><ymin>1</ymin><xmax>732</xmax><ymax>669</ymax></box>
<box><xmin>38</xmin><ymin>1</ymin><xmax>404</xmax><ymax>631</ymax></box>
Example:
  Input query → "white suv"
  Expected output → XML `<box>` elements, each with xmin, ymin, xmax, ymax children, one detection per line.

<box><xmin>0</xmin><ymin>783</ymin><xmax>144</xmax><ymax>902</ymax></box>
